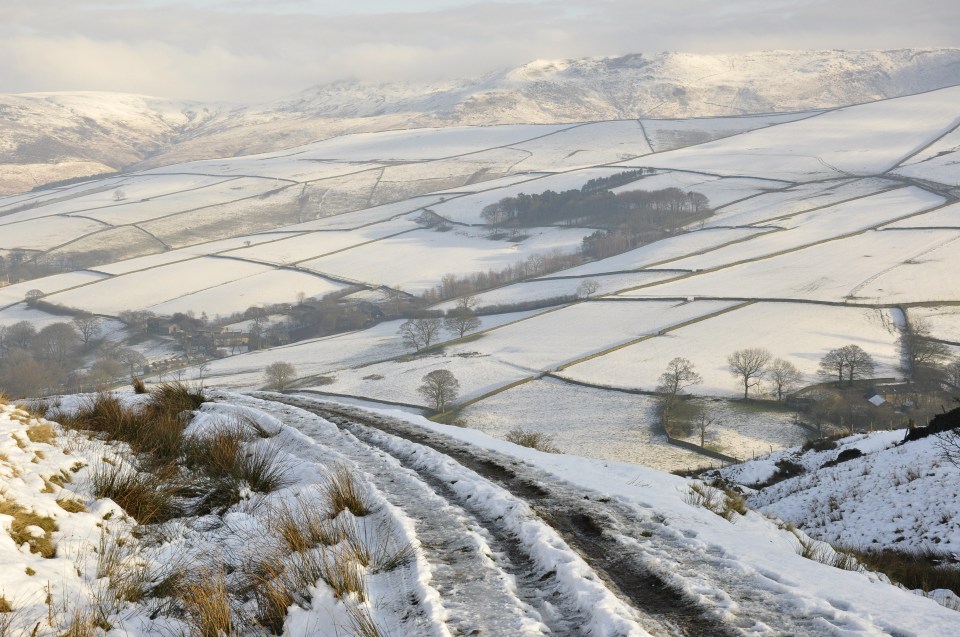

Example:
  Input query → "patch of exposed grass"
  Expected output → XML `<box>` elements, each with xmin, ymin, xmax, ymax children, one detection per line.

<box><xmin>846</xmin><ymin>547</ymin><xmax>960</xmax><ymax>596</ymax></box>
<box><xmin>504</xmin><ymin>427</ymin><xmax>560</xmax><ymax>453</ymax></box>
<box><xmin>26</xmin><ymin>423</ymin><xmax>56</xmax><ymax>444</ymax></box>
<box><xmin>131</xmin><ymin>377</ymin><xmax>147</xmax><ymax>394</ymax></box>
<box><xmin>0</xmin><ymin>498</ymin><xmax>58</xmax><ymax>558</ymax></box>
<box><xmin>683</xmin><ymin>481</ymin><xmax>746</xmax><ymax>522</ymax></box>
<box><xmin>56</xmin><ymin>498</ymin><xmax>87</xmax><ymax>513</ymax></box>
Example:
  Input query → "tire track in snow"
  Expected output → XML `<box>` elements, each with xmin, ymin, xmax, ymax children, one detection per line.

<box><xmin>269</xmin><ymin>394</ymin><xmax>726</xmax><ymax>637</ymax></box>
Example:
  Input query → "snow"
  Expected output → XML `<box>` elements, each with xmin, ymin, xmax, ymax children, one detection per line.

<box><xmin>508</xmin><ymin>120</ymin><xmax>653</xmax><ymax>171</ymax></box>
<box><xmin>305</xmin><ymin>399</ymin><xmax>960</xmax><ymax>635</ymax></box>
<box><xmin>622</xmin><ymin>228</ymin><xmax>960</xmax><ymax>304</ymax></box>
<box><xmin>444</xmin><ymin>299</ymin><xmax>739</xmax><ymax>373</ymax></box>
<box><xmin>622</xmin><ymin>86</ymin><xmax>960</xmax><ymax>181</ymax></box>
<box><xmin>639</xmin><ymin>112</ymin><xmax>823</xmax><ymax>152</ymax></box>
<box><xmin>300</xmin><ymin>226</ymin><xmax>591</xmax><ymax>293</ymax></box>
<box><xmin>433</xmin><ymin>271</ymin><xmax>680</xmax><ymax>310</ymax></box>
<box><xmin>663</xmin><ymin>187</ymin><xmax>944</xmax><ymax>271</ymax></box>
<box><xmin>146</xmin><ymin>269</ymin><xmax>350</xmax><ymax>317</ymax></box>
<box><xmin>424</xmin><ymin>167</ymin><xmax>632</xmax><ymax>225</ymax></box>
<box><xmin>458</xmin><ymin>377</ymin><xmax>712</xmax><ymax>471</ymax></box>
<box><xmin>909</xmin><ymin>306</ymin><xmax>960</xmax><ymax>343</ymax></box>
<box><xmin>44</xmin><ymin>257</ymin><xmax>274</xmax><ymax>315</ymax></box>
<box><xmin>0</xmin><ymin>216</ymin><xmax>108</xmax><ymax>251</ymax></box>
<box><xmin>560</xmin><ymin>302</ymin><xmax>902</xmax><ymax>396</ymax></box>
<box><xmin>549</xmin><ymin>227</ymin><xmax>769</xmax><ymax>277</ymax></box>
<box><xmin>0</xmin><ymin>271</ymin><xmax>110</xmax><ymax>309</ymax></box>
<box><xmin>703</xmin><ymin>177</ymin><xmax>897</xmax><ymax>228</ymax></box>
<box><xmin>883</xmin><ymin>201</ymin><xmax>960</xmax><ymax>229</ymax></box>
<box><xmin>611</xmin><ymin>171</ymin><xmax>788</xmax><ymax>208</ymax></box>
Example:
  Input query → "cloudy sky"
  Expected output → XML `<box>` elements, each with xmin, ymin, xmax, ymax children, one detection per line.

<box><xmin>2</xmin><ymin>0</ymin><xmax>957</xmax><ymax>102</ymax></box>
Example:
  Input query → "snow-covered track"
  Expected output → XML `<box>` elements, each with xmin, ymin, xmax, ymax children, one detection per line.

<box><xmin>265</xmin><ymin>394</ymin><xmax>733</xmax><ymax>637</ymax></box>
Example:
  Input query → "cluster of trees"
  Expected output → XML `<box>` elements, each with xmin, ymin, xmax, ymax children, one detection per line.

<box><xmin>0</xmin><ymin>249</ymin><xmax>114</xmax><ymax>284</ymax></box>
<box><xmin>482</xmin><ymin>186</ymin><xmax>710</xmax><ymax>233</ymax></box>
<box><xmin>0</xmin><ymin>315</ymin><xmax>147</xmax><ymax>398</ymax></box>
<box><xmin>399</xmin><ymin>297</ymin><xmax>482</xmax><ymax>352</ymax></box>
<box><xmin>419</xmin><ymin>249</ymin><xmax>582</xmax><ymax>303</ymax></box>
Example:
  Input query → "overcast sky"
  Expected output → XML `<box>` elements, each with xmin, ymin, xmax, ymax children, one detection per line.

<box><xmin>2</xmin><ymin>0</ymin><xmax>957</xmax><ymax>102</ymax></box>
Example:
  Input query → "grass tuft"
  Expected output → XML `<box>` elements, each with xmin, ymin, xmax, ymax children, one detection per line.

<box><xmin>180</xmin><ymin>571</ymin><xmax>236</xmax><ymax>637</ymax></box>
<box><xmin>504</xmin><ymin>427</ymin><xmax>560</xmax><ymax>453</ymax></box>
<box><xmin>325</xmin><ymin>464</ymin><xmax>372</xmax><ymax>518</ymax></box>
<box><xmin>56</xmin><ymin>498</ymin><xmax>87</xmax><ymax>513</ymax></box>
<box><xmin>90</xmin><ymin>462</ymin><xmax>180</xmax><ymax>524</ymax></box>
<box><xmin>26</xmin><ymin>423</ymin><xmax>56</xmax><ymax>444</ymax></box>
<box><xmin>131</xmin><ymin>377</ymin><xmax>147</xmax><ymax>394</ymax></box>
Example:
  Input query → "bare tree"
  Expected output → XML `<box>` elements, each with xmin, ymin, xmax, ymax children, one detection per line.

<box><xmin>264</xmin><ymin>361</ymin><xmax>297</xmax><ymax>391</ymax></box>
<box><xmin>399</xmin><ymin>317</ymin><xmax>442</xmax><ymax>352</ymax></box>
<box><xmin>769</xmin><ymin>358</ymin><xmax>803</xmax><ymax>401</ymax></box>
<box><xmin>113</xmin><ymin>189</ymin><xmax>127</xmax><ymax>202</ymax></box>
<box><xmin>818</xmin><ymin>348</ymin><xmax>846</xmax><ymax>386</ymax></box>
<box><xmin>576</xmin><ymin>279</ymin><xmax>600</xmax><ymax>298</ymax></box>
<box><xmin>695</xmin><ymin>412</ymin><xmax>719</xmax><ymax>447</ymax></box>
<box><xmin>33</xmin><ymin>323</ymin><xmax>81</xmax><ymax>365</ymax></box>
<box><xmin>839</xmin><ymin>344</ymin><xmax>875</xmax><ymax>386</ymax></box>
<box><xmin>656</xmin><ymin>357</ymin><xmax>702</xmax><ymax>432</ymax></box>
<box><xmin>417</xmin><ymin>369</ymin><xmax>460</xmax><ymax>412</ymax></box>
<box><xmin>72</xmin><ymin>313</ymin><xmax>102</xmax><ymax>349</ymax></box>
<box><xmin>899</xmin><ymin>317</ymin><xmax>949</xmax><ymax>384</ymax></box>
<box><xmin>5</xmin><ymin>321</ymin><xmax>35</xmax><ymax>349</ymax></box>
<box><xmin>727</xmin><ymin>347</ymin><xmax>771</xmax><ymax>400</ymax></box>
<box><xmin>444</xmin><ymin>296</ymin><xmax>482</xmax><ymax>338</ymax></box>
<box><xmin>945</xmin><ymin>357</ymin><xmax>960</xmax><ymax>391</ymax></box>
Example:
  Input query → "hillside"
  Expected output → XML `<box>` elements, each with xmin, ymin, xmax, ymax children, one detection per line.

<box><xmin>3</xmin><ymin>48</ymin><xmax>960</xmax><ymax>194</ymax></box>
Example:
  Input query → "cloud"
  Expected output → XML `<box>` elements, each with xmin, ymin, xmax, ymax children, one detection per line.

<box><xmin>1</xmin><ymin>0</ymin><xmax>957</xmax><ymax>102</ymax></box>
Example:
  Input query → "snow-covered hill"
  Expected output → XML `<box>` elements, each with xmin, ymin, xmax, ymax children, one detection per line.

<box><xmin>3</xmin><ymin>48</ymin><xmax>960</xmax><ymax>194</ymax></box>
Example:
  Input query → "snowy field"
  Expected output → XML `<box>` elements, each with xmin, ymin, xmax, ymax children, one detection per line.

<box><xmin>622</xmin><ymin>228</ymin><xmax>960</xmax><ymax>304</ymax></box>
<box><xmin>611</xmin><ymin>171</ymin><xmax>788</xmax><ymax>208</ymax></box>
<box><xmin>458</xmin><ymin>377</ymin><xmax>714</xmax><ymax>471</ymax></box>
<box><xmin>622</xmin><ymin>86</ymin><xmax>960</xmax><ymax>181</ymax></box>
<box><xmin>300</xmin><ymin>226</ymin><xmax>591</xmax><ymax>293</ymax></box>
<box><xmin>560</xmin><ymin>302</ymin><xmax>902</xmax><ymax>396</ymax></box>
<box><xmin>550</xmin><ymin>227</ymin><xmax>770</xmax><ymax>277</ymax></box>
<box><xmin>883</xmin><ymin>201</ymin><xmax>960</xmax><ymax>229</ymax></box>
<box><xmin>909</xmin><ymin>306</ymin><xmax>960</xmax><ymax>343</ymax></box>
<box><xmin>0</xmin><ymin>216</ymin><xmax>107</xmax><ymax>251</ymax></box>
<box><xmin>638</xmin><ymin>111</ymin><xmax>821</xmax><ymax>152</ymax></box>
<box><xmin>0</xmin><ymin>271</ymin><xmax>110</xmax><ymax>309</ymax></box>
<box><xmin>508</xmin><ymin>120</ymin><xmax>652</xmax><ymax>170</ymax></box>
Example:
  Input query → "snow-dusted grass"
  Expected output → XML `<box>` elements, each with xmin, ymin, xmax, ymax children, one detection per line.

<box><xmin>0</xmin><ymin>216</ymin><xmax>108</xmax><ymax>251</ymax></box>
<box><xmin>560</xmin><ymin>302</ymin><xmax>902</xmax><ymax>396</ymax></box>
<box><xmin>705</xmin><ymin>177</ymin><xmax>895</xmax><ymax>228</ymax></box>
<box><xmin>458</xmin><ymin>377</ymin><xmax>708</xmax><ymax>471</ymax></box>
<box><xmin>509</xmin><ymin>120</ymin><xmax>652</xmax><ymax>170</ymax></box>
<box><xmin>639</xmin><ymin>111</ymin><xmax>821</xmax><ymax>152</ymax></box>
<box><xmin>624</xmin><ymin>228</ymin><xmax>960</xmax><ymax>304</ymax></box>
<box><xmin>445</xmin><ymin>299</ymin><xmax>738</xmax><ymax>372</ymax></box>
<box><xmin>663</xmin><ymin>186</ymin><xmax>944</xmax><ymax>271</ymax></box>
<box><xmin>909</xmin><ymin>305</ymin><xmax>960</xmax><ymax>343</ymax></box>
<box><xmin>147</xmin><ymin>269</ymin><xmax>349</xmax><ymax>317</ymax></box>
<box><xmin>884</xmin><ymin>201</ymin><xmax>960</xmax><ymax>229</ymax></box>
<box><xmin>549</xmin><ymin>227</ymin><xmax>769</xmax><ymax>277</ymax></box>
<box><xmin>624</xmin><ymin>86</ymin><xmax>960</xmax><ymax>180</ymax></box>
<box><xmin>0</xmin><ymin>270</ymin><xmax>110</xmax><ymax>309</ymax></box>
<box><xmin>300</xmin><ymin>226</ymin><xmax>591</xmax><ymax>293</ymax></box>
<box><xmin>199</xmin><ymin>311</ymin><xmax>544</xmax><ymax>391</ymax></box>
<box><xmin>719</xmin><ymin>429</ymin><xmax>960</xmax><ymax>553</ymax></box>
<box><xmin>434</xmin><ymin>271</ymin><xmax>679</xmax><ymax>310</ymax></box>
<box><xmin>678</xmin><ymin>399</ymin><xmax>810</xmax><ymax>460</ymax></box>
<box><xmin>424</xmin><ymin>167</ymin><xmax>631</xmax><ymax>225</ymax></box>
<box><xmin>611</xmin><ymin>171</ymin><xmax>787</xmax><ymax>208</ymax></box>
<box><xmin>45</xmin><ymin>257</ymin><xmax>273</xmax><ymax>315</ymax></box>
<box><xmin>221</xmin><ymin>218</ymin><xmax>419</xmax><ymax>265</ymax></box>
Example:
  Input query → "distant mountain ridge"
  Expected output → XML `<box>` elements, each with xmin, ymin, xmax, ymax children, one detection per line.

<box><xmin>2</xmin><ymin>48</ymin><xmax>960</xmax><ymax>194</ymax></box>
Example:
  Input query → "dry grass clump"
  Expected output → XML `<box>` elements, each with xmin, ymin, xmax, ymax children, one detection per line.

<box><xmin>839</xmin><ymin>546</ymin><xmax>960</xmax><ymax>595</ymax></box>
<box><xmin>90</xmin><ymin>463</ymin><xmax>180</xmax><ymax>524</ymax></box>
<box><xmin>0</xmin><ymin>391</ymin><xmax>8</xmax><ymax>405</ymax></box>
<box><xmin>504</xmin><ymin>427</ymin><xmax>560</xmax><ymax>453</ymax></box>
<box><xmin>180</xmin><ymin>572</ymin><xmax>237</xmax><ymax>637</ymax></box>
<box><xmin>0</xmin><ymin>498</ymin><xmax>58</xmax><ymax>558</ymax></box>
<box><xmin>56</xmin><ymin>498</ymin><xmax>87</xmax><ymax>513</ymax></box>
<box><xmin>684</xmin><ymin>482</ymin><xmax>747</xmax><ymax>521</ymax></box>
<box><xmin>26</xmin><ymin>423</ymin><xmax>56</xmax><ymax>444</ymax></box>
<box><xmin>131</xmin><ymin>377</ymin><xmax>147</xmax><ymax>395</ymax></box>
<box><xmin>344</xmin><ymin>602</ymin><xmax>388</xmax><ymax>637</ymax></box>
<box><xmin>325</xmin><ymin>464</ymin><xmax>373</xmax><ymax>518</ymax></box>
<box><xmin>269</xmin><ymin>501</ymin><xmax>346</xmax><ymax>553</ymax></box>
